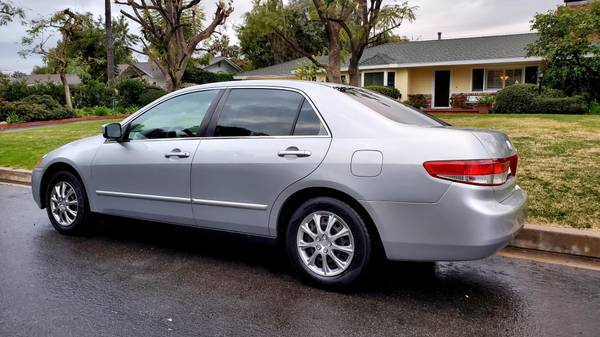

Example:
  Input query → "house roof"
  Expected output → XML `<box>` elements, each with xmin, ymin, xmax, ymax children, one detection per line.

<box><xmin>118</xmin><ymin>62</ymin><xmax>165</xmax><ymax>81</ymax></box>
<box><xmin>21</xmin><ymin>74</ymin><xmax>81</xmax><ymax>86</ymax></box>
<box><xmin>204</xmin><ymin>56</ymin><xmax>243</xmax><ymax>72</ymax></box>
<box><xmin>237</xmin><ymin>33</ymin><xmax>541</xmax><ymax>78</ymax></box>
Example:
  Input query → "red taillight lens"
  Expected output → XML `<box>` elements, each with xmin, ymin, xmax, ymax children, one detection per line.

<box><xmin>423</xmin><ymin>155</ymin><xmax>518</xmax><ymax>186</ymax></box>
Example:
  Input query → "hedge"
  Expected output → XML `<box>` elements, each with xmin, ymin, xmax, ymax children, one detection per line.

<box><xmin>494</xmin><ymin>84</ymin><xmax>586</xmax><ymax>114</ymax></box>
<box><xmin>183</xmin><ymin>68</ymin><xmax>234</xmax><ymax>84</ymax></box>
<box><xmin>365</xmin><ymin>85</ymin><xmax>401</xmax><ymax>99</ymax></box>
<box><xmin>0</xmin><ymin>95</ymin><xmax>75</xmax><ymax>123</ymax></box>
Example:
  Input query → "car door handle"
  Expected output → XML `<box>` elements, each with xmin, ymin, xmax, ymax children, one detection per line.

<box><xmin>278</xmin><ymin>148</ymin><xmax>311</xmax><ymax>157</ymax></box>
<box><xmin>165</xmin><ymin>149</ymin><xmax>190</xmax><ymax>158</ymax></box>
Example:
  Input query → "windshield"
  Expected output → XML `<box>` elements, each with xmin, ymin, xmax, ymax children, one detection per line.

<box><xmin>336</xmin><ymin>87</ymin><xmax>449</xmax><ymax>127</ymax></box>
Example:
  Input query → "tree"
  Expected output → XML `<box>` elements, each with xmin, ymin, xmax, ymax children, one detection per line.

<box><xmin>69</xmin><ymin>16</ymin><xmax>137</xmax><ymax>81</ymax></box>
<box><xmin>295</xmin><ymin>61</ymin><xmax>319</xmax><ymax>80</ymax></box>
<box><xmin>21</xmin><ymin>9</ymin><xmax>89</xmax><ymax>108</ymax></box>
<box><xmin>106</xmin><ymin>0</ymin><xmax>115</xmax><ymax>82</ymax></box>
<box><xmin>0</xmin><ymin>1</ymin><xmax>24</xmax><ymax>26</ymax></box>
<box><xmin>116</xmin><ymin>0</ymin><xmax>233</xmax><ymax>91</ymax></box>
<box><xmin>528</xmin><ymin>1</ymin><xmax>600</xmax><ymax>102</ymax></box>
<box><xmin>341</xmin><ymin>1</ymin><xmax>415</xmax><ymax>86</ymax></box>
<box><xmin>238</xmin><ymin>0</ymin><xmax>326</xmax><ymax>68</ymax></box>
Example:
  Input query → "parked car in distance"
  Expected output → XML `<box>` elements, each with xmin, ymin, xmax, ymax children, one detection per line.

<box><xmin>32</xmin><ymin>80</ymin><xmax>527</xmax><ymax>287</ymax></box>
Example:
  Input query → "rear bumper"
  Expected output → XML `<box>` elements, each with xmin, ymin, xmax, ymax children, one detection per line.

<box><xmin>361</xmin><ymin>184</ymin><xmax>527</xmax><ymax>261</ymax></box>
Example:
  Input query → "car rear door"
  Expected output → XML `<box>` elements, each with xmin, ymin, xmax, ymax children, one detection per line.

<box><xmin>91</xmin><ymin>90</ymin><xmax>222</xmax><ymax>225</ymax></box>
<box><xmin>191</xmin><ymin>88</ymin><xmax>331</xmax><ymax>236</ymax></box>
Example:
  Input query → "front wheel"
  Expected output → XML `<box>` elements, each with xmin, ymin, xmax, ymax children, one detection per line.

<box><xmin>46</xmin><ymin>171</ymin><xmax>93</xmax><ymax>235</ymax></box>
<box><xmin>286</xmin><ymin>197</ymin><xmax>372</xmax><ymax>288</ymax></box>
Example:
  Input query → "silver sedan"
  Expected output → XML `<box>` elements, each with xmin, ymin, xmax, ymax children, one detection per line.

<box><xmin>32</xmin><ymin>80</ymin><xmax>527</xmax><ymax>287</ymax></box>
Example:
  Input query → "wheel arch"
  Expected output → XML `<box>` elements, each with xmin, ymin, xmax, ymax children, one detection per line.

<box><xmin>39</xmin><ymin>162</ymin><xmax>87</xmax><ymax>209</ymax></box>
<box><xmin>275</xmin><ymin>187</ymin><xmax>384</xmax><ymax>256</ymax></box>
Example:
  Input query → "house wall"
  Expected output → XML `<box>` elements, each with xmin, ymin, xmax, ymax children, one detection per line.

<box><xmin>406</xmin><ymin>61</ymin><xmax>540</xmax><ymax>96</ymax></box>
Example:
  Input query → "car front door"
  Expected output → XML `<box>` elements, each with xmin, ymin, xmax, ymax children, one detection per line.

<box><xmin>91</xmin><ymin>90</ymin><xmax>221</xmax><ymax>225</ymax></box>
<box><xmin>191</xmin><ymin>88</ymin><xmax>331</xmax><ymax>236</ymax></box>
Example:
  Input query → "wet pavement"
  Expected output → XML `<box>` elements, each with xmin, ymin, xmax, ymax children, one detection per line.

<box><xmin>1</xmin><ymin>183</ymin><xmax>599</xmax><ymax>337</ymax></box>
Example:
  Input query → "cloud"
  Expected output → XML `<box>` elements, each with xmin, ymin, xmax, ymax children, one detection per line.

<box><xmin>0</xmin><ymin>0</ymin><xmax>564</xmax><ymax>73</ymax></box>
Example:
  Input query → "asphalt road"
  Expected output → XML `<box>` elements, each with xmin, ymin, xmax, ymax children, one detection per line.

<box><xmin>1</xmin><ymin>183</ymin><xmax>599</xmax><ymax>337</ymax></box>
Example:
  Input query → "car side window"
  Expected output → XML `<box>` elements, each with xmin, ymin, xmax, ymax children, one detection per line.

<box><xmin>214</xmin><ymin>89</ymin><xmax>303</xmax><ymax>137</ymax></box>
<box><xmin>293</xmin><ymin>100</ymin><xmax>327</xmax><ymax>136</ymax></box>
<box><xmin>127</xmin><ymin>90</ymin><xmax>218</xmax><ymax>140</ymax></box>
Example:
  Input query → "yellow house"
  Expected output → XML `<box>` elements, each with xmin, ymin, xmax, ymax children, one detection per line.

<box><xmin>235</xmin><ymin>33</ymin><xmax>542</xmax><ymax>110</ymax></box>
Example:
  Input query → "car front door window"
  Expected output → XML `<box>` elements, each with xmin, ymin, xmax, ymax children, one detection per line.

<box><xmin>128</xmin><ymin>90</ymin><xmax>219</xmax><ymax>140</ymax></box>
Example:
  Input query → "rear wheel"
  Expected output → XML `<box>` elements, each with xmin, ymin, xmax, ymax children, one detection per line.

<box><xmin>286</xmin><ymin>197</ymin><xmax>371</xmax><ymax>288</ymax></box>
<box><xmin>46</xmin><ymin>171</ymin><xmax>93</xmax><ymax>235</ymax></box>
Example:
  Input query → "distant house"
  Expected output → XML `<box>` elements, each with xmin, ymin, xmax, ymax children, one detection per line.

<box><xmin>21</xmin><ymin>74</ymin><xmax>81</xmax><ymax>87</ymax></box>
<box><xmin>235</xmin><ymin>33</ymin><xmax>542</xmax><ymax>110</ymax></box>
<box><xmin>117</xmin><ymin>61</ymin><xmax>167</xmax><ymax>89</ymax></box>
<box><xmin>202</xmin><ymin>56</ymin><xmax>242</xmax><ymax>74</ymax></box>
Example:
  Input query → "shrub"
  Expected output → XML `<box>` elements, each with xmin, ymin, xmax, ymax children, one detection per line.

<box><xmin>116</xmin><ymin>79</ymin><xmax>146</xmax><ymax>107</ymax></box>
<box><xmin>138</xmin><ymin>88</ymin><xmax>167</xmax><ymax>106</ymax></box>
<box><xmin>0</xmin><ymin>80</ymin><xmax>65</xmax><ymax>104</ymax></box>
<box><xmin>477</xmin><ymin>94</ymin><xmax>495</xmax><ymax>106</ymax></box>
<box><xmin>530</xmin><ymin>96</ymin><xmax>587</xmax><ymax>115</ymax></box>
<box><xmin>75</xmin><ymin>106</ymin><xmax>116</xmax><ymax>117</ymax></box>
<box><xmin>494</xmin><ymin>84</ymin><xmax>582</xmax><ymax>114</ymax></box>
<box><xmin>75</xmin><ymin>79</ymin><xmax>113</xmax><ymax>108</ymax></box>
<box><xmin>0</xmin><ymin>95</ymin><xmax>75</xmax><ymax>123</ymax></box>
<box><xmin>406</xmin><ymin>94</ymin><xmax>427</xmax><ymax>109</ymax></box>
<box><xmin>365</xmin><ymin>85</ymin><xmax>401</xmax><ymax>99</ymax></box>
<box><xmin>451</xmin><ymin>93</ymin><xmax>468</xmax><ymax>108</ymax></box>
<box><xmin>183</xmin><ymin>68</ymin><xmax>234</xmax><ymax>84</ymax></box>
<box><xmin>590</xmin><ymin>102</ymin><xmax>600</xmax><ymax>115</ymax></box>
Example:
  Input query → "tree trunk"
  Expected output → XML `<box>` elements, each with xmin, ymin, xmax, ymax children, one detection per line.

<box><xmin>105</xmin><ymin>0</ymin><xmax>114</xmax><ymax>82</ymax></box>
<box><xmin>325</xmin><ymin>22</ymin><xmax>342</xmax><ymax>83</ymax></box>
<box><xmin>60</xmin><ymin>73</ymin><xmax>73</xmax><ymax>109</ymax></box>
<box><xmin>347</xmin><ymin>56</ymin><xmax>361</xmax><ymax>87</ymax></box>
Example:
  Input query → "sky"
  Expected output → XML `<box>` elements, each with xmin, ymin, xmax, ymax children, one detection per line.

<box><xmin>0</xmin><ymin>0</ymin><xmax>564</xmax><ymax>74</ymax></box>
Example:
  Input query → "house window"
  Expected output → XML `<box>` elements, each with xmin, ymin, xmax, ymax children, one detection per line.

<box><xmin>472</xmin><ymin>69</ymin><xmax>484</xmax><ymax>91</ymax></box>
<box><xmin>525</xmin><ymin>66</ymin><xmax>538</xmax><ymax>84</ymax></box>
<box><xmin>387</xmin><ymin>72</ymin><xmax>395</xmax><ymax>87</ymax></box>
<box><xmin>364</xmin><ymin>72</ymin><xmax>384</xmax><ymax>86</ymax></box>
<box><xmin>474</xmin><ymin>68</ymin><xmax>525</xmax><ymax>91</ymax></box>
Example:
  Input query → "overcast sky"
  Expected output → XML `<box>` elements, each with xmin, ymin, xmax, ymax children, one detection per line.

<box><xmin>0</xmin><ymin>0</ymin><xmax>564</xmax><ymax>73</ymax></box>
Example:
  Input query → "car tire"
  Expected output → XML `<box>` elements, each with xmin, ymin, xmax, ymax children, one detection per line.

<box><xmin>45</xmin><ymin>171</ymin><xmax>93</xmax><ymax>235</ymax></box>
<box><xmin>286</xmin><ymin>197</ymin><xmax>372</xmax><ymax>288</ymax></box>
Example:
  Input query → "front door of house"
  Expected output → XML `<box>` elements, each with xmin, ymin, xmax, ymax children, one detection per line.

<box><xmin>434</xmin><ymin>70</ymin><xmax>451</xmax><ymax>107</ymax></box>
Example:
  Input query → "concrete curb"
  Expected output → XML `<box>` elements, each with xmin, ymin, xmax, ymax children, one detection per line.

<box><xmin>510</xmin><ymin>224</ymin><xmax>600</xmax><ymax>259</ymax></box>
<box><xmin>1</xmin><ymin>166</ymin><xmax>598</xmax><ymax>259</ymax></box>
<box><xmin>0</xmin><ymin>167</ymin><xmax>32</xmax><ymax>185</ymax></box>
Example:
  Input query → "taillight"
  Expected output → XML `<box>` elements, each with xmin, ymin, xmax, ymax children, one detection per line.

<box><xmin>423</xmin><ymin>155</ymin><xmax>518</xmax><ymax>186</ymax></box>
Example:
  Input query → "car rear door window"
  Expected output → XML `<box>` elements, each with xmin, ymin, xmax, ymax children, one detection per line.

<box><xmin>128</xmin><ymin>90</ymin><xmax>218</xmax><ymax>140</ymax></box>
<box><xmin>293</xmin><ymin>100</ymin><xmax>327</xmax><ymax>136</ymax></box>
<box><xmin>214</xmin><ymin>89</ymin><xmax>304</xmax><ymax>137</ymax></box>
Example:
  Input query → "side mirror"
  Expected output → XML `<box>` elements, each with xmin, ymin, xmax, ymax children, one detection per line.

<box><xmin>102</xmin><ymin>123</ymin><xmax>122</xmax><ymax>140</ymax></box>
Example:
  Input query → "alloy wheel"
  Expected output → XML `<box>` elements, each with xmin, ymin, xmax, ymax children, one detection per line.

<box><xmin>49</xmin><ymin>181</ymin><xmax>79</xmax><ymax>227</ymax></box>
<box><xmin>296</xmin><ymin>211</ymin><xmax>355</xmax><ymax>277</ymax></box>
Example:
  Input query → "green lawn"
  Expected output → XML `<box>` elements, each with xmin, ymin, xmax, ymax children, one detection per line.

<box><xmin>0</xmin><ymin>120</ymin><xmax>120</xmax><ymax>170</ymax></box>
<box><xmin>0</xmin><ymin>114</ymin><xmax>598</xmax><ymax>229</ymax></box>
<box><xmin>441</xmin><ymin>114</ymin><xmax>600</xmax><ymax>230</ymax></box>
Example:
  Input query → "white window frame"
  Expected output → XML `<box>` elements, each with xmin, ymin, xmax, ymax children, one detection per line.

<box><xmin>360</xmin><ymin>70</ymin><xmax>396</xmax><ymax>88</ymax></box>
<box><xmin>470</xmin><ymin>66</ymin><xmax>527</xmax><ymax>93</ymax></box>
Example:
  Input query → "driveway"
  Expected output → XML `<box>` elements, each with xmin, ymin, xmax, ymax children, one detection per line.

<box><xmin>1</xmin><ymin>183</ymin><xmax>599</xmax><ymax>337</ymax></box>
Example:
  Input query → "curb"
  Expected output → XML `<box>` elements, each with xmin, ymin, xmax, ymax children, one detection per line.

<box><xmin>511</xmin><ymin>224</ymin><xmax>600</xmax><ymax>259</ymax></box>
<box><xmin>0</xmin><ymin>167</ymin><xmax>32</xmax><ymax>185</ymax></box>
<box><xmin>1</xmin><ymin>166</ymin><xmax>598</xmax><ymax>260</ymax></box>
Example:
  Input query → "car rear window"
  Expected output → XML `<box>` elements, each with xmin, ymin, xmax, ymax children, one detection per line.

<box><xmin>335</xmin><ymin>87</ymin><xmax>448</xmax><ymax>127</ymax></box>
